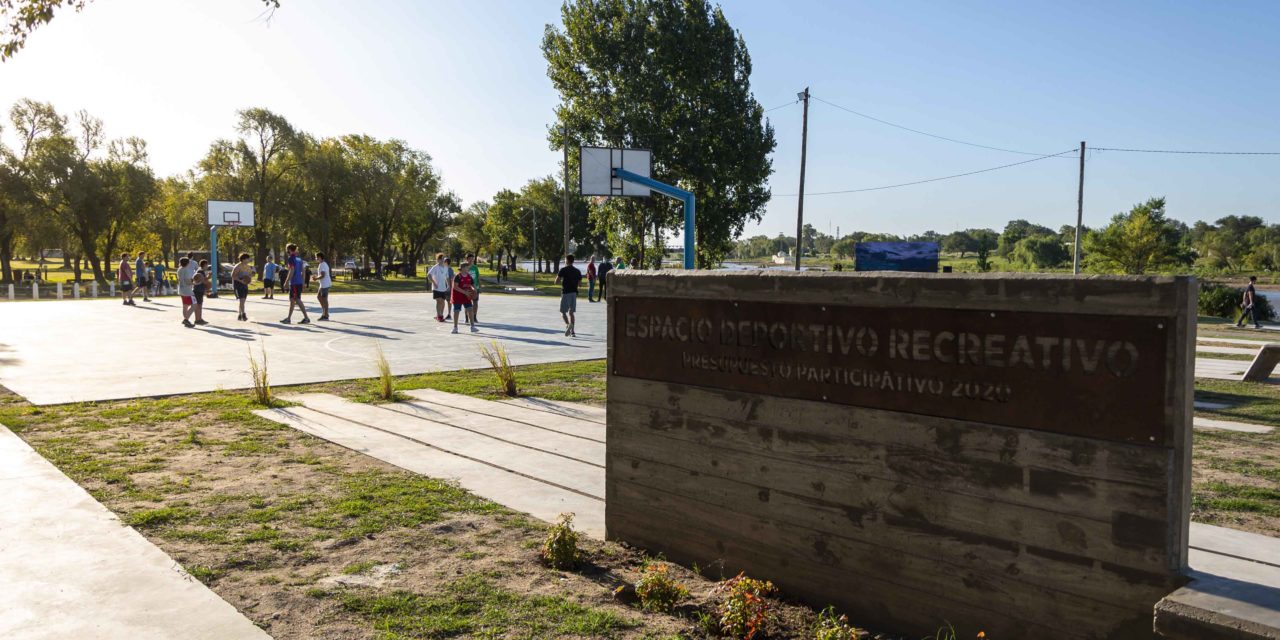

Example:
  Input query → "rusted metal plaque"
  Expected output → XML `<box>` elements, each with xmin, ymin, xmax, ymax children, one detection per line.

<box><xmin>612</xmin><ymin>296</ymin><xmax>1172</xmax><ymax>444</ymax></box>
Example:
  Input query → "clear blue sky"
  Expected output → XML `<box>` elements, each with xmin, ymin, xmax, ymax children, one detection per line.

<box><xmin>2</xmin><ymin>0</ymin><xmax>1277</xmax><ymax>239</ymax></box>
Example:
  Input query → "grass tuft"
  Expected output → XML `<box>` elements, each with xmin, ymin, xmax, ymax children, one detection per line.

<box><xmin>478</xmin><ymin>340</ymin><xmax>518</xmax><ymax>397</ymax></box>
<box><xmin>248</xmin><ymin>343</ymin><xmax>272</xmax><ymax>407</ymax></box>
<box><xmin>374</xmin><ymin>342</ymin><xmax>395</xmax><ymax>401</ymax></box>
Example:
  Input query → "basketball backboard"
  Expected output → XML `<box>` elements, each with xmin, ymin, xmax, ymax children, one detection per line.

<box><xmin>580</xmin><ymin>147</ymin><xmax>651</xmax><ymax>197</ymax></box>
<box><xmin>206</xmin><ymin>200</ymin><xmax>255</xmax><ymax>227</ymax></box>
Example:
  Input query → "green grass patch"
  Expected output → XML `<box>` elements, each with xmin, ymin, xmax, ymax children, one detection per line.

<box><xmin>338</xmin><ymin>574</ymin><xmax>636</xmax><ymax>638</ymax></box>
<box><xmin>126</xmin><ymin>505</ymin><xmax>198</xmax><ymax>528</ymax></box>
<box><xmin>322</xmin><ymin>472</ymin><xmax>502</xmax><ymax>537</ymax></box>
<box><xmin>1195</xmin><ymin>379</ymin><xmax>1280</xmax><ymax>429</ymax></box>
<box><xmin>1196</xmin><ymin>351</ymin><xmax>1255</xmax><ymax>362</ymax></box>
<box><xmin>339</xmin><ymin>359</ymin><xmax>606</xmax><ymax>406</ymax></box>
<box><xmin>1195</xmin><ymin>482</ymin><xmax>1280</xmax><ymax>516</ymax></box>
<box><xmin>343</xmin><ymin>560</ymin><xmax>379</xmax><ymax>575</ymax></box>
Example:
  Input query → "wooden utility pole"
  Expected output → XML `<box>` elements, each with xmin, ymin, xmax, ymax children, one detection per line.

<box><xmin>562</xmin><ymin>126</ymin><xmax>571</xmax><ymax>262</ymax></box>
<box><xmin>795</xmin><ymin>87</ymin><xmax>810</xmax><ymax>271</ymax></box>
<box><xmin>1073</xmin><ymin>141</ymin><xmax>1086</xmax><ymax>274</ymax></box>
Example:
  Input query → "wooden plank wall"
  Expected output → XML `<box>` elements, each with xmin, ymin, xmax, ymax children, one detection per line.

<box><xmin>605</xmin><ymin>272</ymin><xmax>1195</xmax><ymax>640</ymax></box>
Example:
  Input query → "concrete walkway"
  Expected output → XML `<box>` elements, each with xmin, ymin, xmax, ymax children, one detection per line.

<box><xmin>1193</xmin><ymin>417</ymin><xmax>1276</xmax><ymax>434</ymax></box>
<box><xmin>0</xmin><ymin>427</ymin><xmax>269</xmax><ymax>640</ymax></box>
<box><xmin>1157</xmin><ymin>523</ymin><xmax>1280</xmax><ymax>638</ymax></box>
<box><xmin>1196</xmin><ymin>357</ymin><xmax>1280</xmax><ymax>382</ymax></box>
<box><xmin>254</xmin><ymin>390</ymin><xmax>606</xmax><ymax>538</ymax></box>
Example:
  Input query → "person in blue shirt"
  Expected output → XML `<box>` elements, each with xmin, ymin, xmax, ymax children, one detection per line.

<box><xmin>280</xmin><ymin>244</ymin><xmax>311</xmax><ymax>324</ymax></box>
<box><xmin>262</xmin><ymin>256</ymin><xmax>279</xmax><ymax>299</ymax></box>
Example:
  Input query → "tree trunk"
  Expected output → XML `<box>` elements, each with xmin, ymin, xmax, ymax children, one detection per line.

<box><xmin>0</xmin><ymin>232</ymin><xmax>13</xmax><ymax>283</ymax></box>
<box><xmin>85</xmin><ymin>253</ymin><xmax>105</xmax><ymax>283</ymax></box>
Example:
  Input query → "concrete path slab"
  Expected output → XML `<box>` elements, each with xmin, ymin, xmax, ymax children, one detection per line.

<box><xmin>1197</xmin><ymin>344</ymin><xmax>1264</xmax><ymax>356</ymax></box>
<box><xmin>1199</xmin><ymin>337</ymin><xmax>1274</xmax><ymax>347</ymax></box>
<box><xmin>254</xmin><ymin>393</ymin><xmax>605</xmax><ymax>538</ymax></box>
<box><xmin>0</xmin><ymin>426</ymin><xmax>269</xmax><ymax>640</ymax></box>
<box><xmin>404</xmin><ymin>388</ymin><xmax>607</xmax><ymax>441</ymax></box>
<box><xmin>1156</xmin><ymin>524</ymin><xmax>1280</xmax><ymax>639</ymax></box>
<box><xmin>1197</xmin><ymin>357</ymin><xmax>1256</xmax><ymax>381</ymax></box>
<box><xmin>0</xmin><ymin>292</ymin><xmax>604</xmax><ymax>405</ymax></box>
<box><xmin>495</xmin><ymin>397</ymin><xmax>607</xmax><ymax>425</ymax></box>
<box><xmin>1193</xmin><ymin>417</ymin><xmax>1276</xmax><ymax>434</ymax></box>
<box><xmin>1195</xmin><ymin>401</ymin><xmax>1236</xmax><ymax>410</ymax></box>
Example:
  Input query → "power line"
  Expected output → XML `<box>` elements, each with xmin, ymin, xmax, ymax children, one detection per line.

<box><xmin>773</xmin><ymin>148</ymin><xmax>1078</xmax><ymax>197</ymax></box>
<box><xmin>1092</xmin><ymin>146</ymin><xmax>1280</xmax><ymax>156</ymax></box>
<box><xmin>810</xmin><ymin>95</ymin><xmax>1058</xmax><ymax>156</ymax></box>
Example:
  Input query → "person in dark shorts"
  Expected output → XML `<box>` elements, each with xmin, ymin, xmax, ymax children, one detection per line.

<box><xmin>555</xmin><ymin>254</ymin><xmax>582</xmax><ymax>337</ymax></box>
<box><xmin>281</xmin><ymin>243</ymin><xmax>310</xmax><ymax>324</ymax></box>
<box><xmin>427</xmin><ymin>252</ymin><xmax>451</xmax><ymax>322</ymax></box>
<box><xmin>262</xmin><ymin>257</ymin><xmax>278</xmax><ymax>299</ymax></box>
<box><xmin>1237</xmin><ymin>276</ymin><xmax>1262</xmax><ymax>329</ymax></box>
<box><xmin>193</xmin><ymin>259</ymin><xmax>210</xmax><ymax>325</ymax></box>
<box><xmin>132</xmin><ymin>251</ymin><xmax>151</xmax><ymax>302</ymax></box>
<box><xmin>232</xmin><ymin>253</ymin><xmax>254</xmax><ymax>321</ymax></box>
<box><xmin>177</xmin><ymin>257</ymin><xmax>196</xmax><ymax>327</ymax></box>
<box><xmin>594</xmin><ymin>256</ymin><xmax>611</xmax><ymax>302</ymax></box>
<box><xmin>117</xmin><ymin>252</ymin><xmax>135</xmax><ymax>306</ymax></box>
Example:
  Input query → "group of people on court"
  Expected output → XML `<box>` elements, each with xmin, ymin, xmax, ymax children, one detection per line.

<box><xmin>118</xmin><ymin>244</ymin><xmax>638</xmax><ymax>337</ymax></box>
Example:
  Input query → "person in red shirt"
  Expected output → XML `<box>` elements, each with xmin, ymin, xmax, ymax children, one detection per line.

<box><xmin>451</xmin><ymin>257</ymin><xmax>478</xmax><ymax>334</ymax></box>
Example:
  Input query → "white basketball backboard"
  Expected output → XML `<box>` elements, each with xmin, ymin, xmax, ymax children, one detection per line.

<box><xmin>580</xmin><ymin>147</ymin><xmax>651</xmax><ymax>197</ymax></box>
<box><xmin>206</xmin><ymin>200</ymin><xmax>255</xmax><ymax>227</ymax></box>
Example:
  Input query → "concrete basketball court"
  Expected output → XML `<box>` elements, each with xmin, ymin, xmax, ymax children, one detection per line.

<box><xmin>0</xmin><ymin>291</ymin><xmax>604</xmax><ymax>405</ymax></box>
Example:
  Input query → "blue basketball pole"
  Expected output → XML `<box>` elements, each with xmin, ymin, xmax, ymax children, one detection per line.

<box><xmin>208</xmin><ymin>225</ymin><xmax>219</xmax><ymax>298</ymax></box>
<box><xmin>611</xmin><ymin>168</ymin><xmax>696</xmax><ymax>269</ymax></box>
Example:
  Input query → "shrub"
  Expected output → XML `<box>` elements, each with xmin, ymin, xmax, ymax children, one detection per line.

<box><xmin>813</xmin><ymin>605</ymin><xmax>860</xmax><ymax>640</ymax></box>
<box><xmin>540</xmin><ymin>512</ymin><xmax>579</xmax><ymax>569</ymax></box>
<box><xmin>248</xmin><ymin>343</ymin><xmax>271</xmax><ymax>406</ymax></box>
<box><xmin>1199</xmin><ymin>283</ymin><xmax>1276</xmax><ymax>320</ymax></box>
<box><xmin>717</xmin><ymin>572</ymin><xmax>776</xmax><ymax>640</ymax></box>
<box><xmin>374</xmin><ymin>343</ymin><xmax>395</xmax><ymax>400</ymax></box>
<box><xmin>634</xmin><ymin>562</ymin><xmax>689</xmax><ymax>612</ymax></box>
<box><xmin>478</xmin><ymin>340</ymin><xmax>517</xmax><ymax>396</ymax></box>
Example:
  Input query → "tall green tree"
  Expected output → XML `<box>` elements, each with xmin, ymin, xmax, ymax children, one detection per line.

<box><xmin>1084</xmin><ymin>197</ymin><xmax>1193</xmax><ymax>274</ymax></box>
<box><xmin>543</xmin><ymin>0</ymin><xmax>776</xmax><ymax>267</ymax></box>
<box><xmin>343</xmin><ymin>135</ymin><xmax>437</xmax><ymax>275</ymax></box>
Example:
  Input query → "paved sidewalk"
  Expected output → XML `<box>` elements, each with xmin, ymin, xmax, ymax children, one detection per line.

<box><xmin>254</xmin><ymin>390</ymin><xmax>606</xmax><ymax>538</ymax></box>
<box><xmin>0</xmin><ymin>426</ymin><xmax>268</xmax><ymax>640</ymax></box>
<box><xmin>1196</xmin><ymin>356</ymin><xmax>1280</xmax><ymax>382</ymax></box>
<box><xmin>1193</xmin><ymin>417</ymin><xmax>1275</xmax><ymax>434</ymax></box>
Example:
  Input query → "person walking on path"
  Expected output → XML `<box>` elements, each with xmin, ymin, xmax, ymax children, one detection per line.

<box><xmin>451</xmin><ymin>256</ymin><xmax>478</xmax><ymax>334</ymax></box>
<box><xmin>232</xmin><ymin>253</ymin><xmax>254</xmax><ymax>321</ymax></box>
<box><xmin>313</xmin><ymin>252</ymin><xmax>332</xmax><ymax>321</ymax></box>
<box><xmin>555</xmin><ymin>254</ymin><xmax>582</xmax><ymax>337</ymax></box>
<box><xmin>594</xmin><ymin>256</ymin><xmax>611</xmax><ymax>303</ymax></box>
<box><xmin>427</xmin><ymin>253</ymin><xmax>451</xmax><ymax>322</ymax></box>
<box><xmin>177</xmin><ymin>257</ymin><xmax>196</xmax><ymax>327</ymax></box>
<box><xmin>262</xmin><ymin>257</ymin><xmax>279</xmax><ymax>299</ymax></box>
<box><xmin>281</xmin><ymin>244</ymin><xmax>310</xmax><ymax>324</ymax></box>
<box><xmin>192</xmin><ymin>260</ymin><xmax>210</xmax><ymax>325</ymax></box>
<box><xmin>1237</xmin><ymin>276</ymin><xmax>1263</xmax><ymax>329</ymax></box>
<box><xmin>466</xmin><ymin>253</ymin><xmax>481</xmax><ymax>323</ymax></box>
<box><xmin>585</xmin><ymin>255</ymin><xmax>597</xmax><ymax>302</ymax></box>
<box><xmin>117</xmin><ymin>252</ymin><xmax>135</xmax><ymax>306</ymax></box>
<box><xmin>132</xmin><ymin>251</ymin><xmax>151</xmax><ymax>302</ymax></box>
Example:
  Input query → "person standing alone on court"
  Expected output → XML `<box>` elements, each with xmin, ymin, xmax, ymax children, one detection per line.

<box><xmin>585</xmin><ymin>255</ymin><xmax>597</xmax><ymax>302</ymax></box>
<box><xmin>1237</xmin><ymin>275</ymin><xmax>1262</xmax><ymax>329</ymax></box>
<box><xmin>555</xmin><ymin>254</ymin><xmax>582</xmax><ymax>337</ymax></box>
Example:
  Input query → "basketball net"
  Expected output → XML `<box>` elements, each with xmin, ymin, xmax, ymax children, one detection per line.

<box><xmin>590</xmin><ymin>195</ymin><xmax>610</xmax><ymax>206</ymax></box>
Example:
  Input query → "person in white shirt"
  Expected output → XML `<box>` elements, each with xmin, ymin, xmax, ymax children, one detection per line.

<box><xmin>176</xmin><ymin>257</ymin><xmax>197</xmax><ymax>328</ymax></box>
<box><xmin>312</xmin><ymin>252</ymin><xmax>333</xmax><ymax>321</ymax></box>
<box><xmin>426</xmin><ymin>252</ymin><xmax>452</xmax><ymax>323</ymax></box>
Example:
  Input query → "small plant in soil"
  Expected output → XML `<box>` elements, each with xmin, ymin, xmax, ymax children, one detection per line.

<box><xmin>634</xmin><ymin>561</ymin><xmax>689</xmax><ymax>612</ymax></box>
<box><xmin>478</xmin><ymin>340</ymin><xmax>518</xmax><ymax>396</ymax></box>
<box><xmin>540</xmin><ymin>512</ymin><xmax>579</xmax><ymax>569</ymax></box>
<box><xmin>717</xmin><ymin>572</ymin><xmax>777</xmax><ymax>640</ymax></box>
<box><xmin>813</xmin><ymin>605</ymin><xmax>860</xmax><ymax>639</ymax></box>
<box><xmin>247</xmin><ymin>343</ymin><xmax>272</xmax><ymax>406</ymax></box>
<box><xmin>373</xmin><ymin>343</ymin><xmax>394</xmax><ymax>400</ymax></box>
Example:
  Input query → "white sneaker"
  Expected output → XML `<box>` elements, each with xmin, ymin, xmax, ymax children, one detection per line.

<box><xmin>451</xmin><ymin>327</ymin><xmax>459</xmax><ymax>334</ymax></box>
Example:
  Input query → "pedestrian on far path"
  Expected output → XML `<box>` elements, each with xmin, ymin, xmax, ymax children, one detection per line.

<box><xmin>451</xmin><ymin>256</ymin><xmax>477</xmax><ymax>334</ymax></box>
<box><xmin>595</xmin><ymin>256</ymin><xmax>611</xmax><ymax>303</ymax></box>
<box><xmin>262</xmin><ymin>256</ymin><xmax>278</xmax><ymax>299</ymax></box>
<box><xmin>281</xmin><ymin>243</ymin><xmax>310</xmax><ymax>324</ymax></box>
<box><xmin>1237</xmin><ymin>276</ymin><xmax>1263</xmax><ymax>329</ymax></box>
<box><xmin>586</xmin><ymin>255</ymin><xmax>597</xmax><ymax>302</ymax></box>
<box><xmin>133</xmin><ymin>251</ymin><xmax>151</xmax><ymax>302</ymax></box>
<box><xmin>313</xmin><ymin>252</ymin><xmax>332</xmax><ymax>321</ymax></box>
<box><xmin>177</xmin><ymin>257</ymin><xmax>196</xmax><ymax>328</ymax></box>
<box><xmin>193</xmin><ymin>260</ymin><xmax>210</xmax><ymax>325</ymax></box>
<box><xmin>466</xmin><ymin>253</ymin><xmax>481</xmax><ymax>323</ymax></box>
<box><xmin>117</xmin><ymin>252</ymin><xmax>135</xmax><ymax>306</ymax></box>
<box><xmin>428</xmin><ymin>253</ymin><xmax>451</xmax><ymax>322</ymax></box>
<box><xmin>555</xmin><ymin>254</ymin><xmax>582</xmax><ymax>337</ymax></box>
<box><xmin>232</xmin><ymin>253</ymin><xmax>254</xmax><ymax>321</ymax></box>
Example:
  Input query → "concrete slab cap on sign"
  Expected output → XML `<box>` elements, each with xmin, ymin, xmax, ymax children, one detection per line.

<box><xmin>254</xmin><ymin>393</ymin><xmax>605</xmax><ymax>538</ymax></box>
<box><xmin>0</xmin><ymin>426</ymin><xmax>269</xmax><ymax>640</ymax></box>
<box><xmin>0</xmin><ymin>292</ymin><xmax>604</xmax><ymax>405</ymax></box>
<box><xmin>1155</xmin><ymin>523</ymin><xmax>1280</xmax><ymax>639</ymax></box>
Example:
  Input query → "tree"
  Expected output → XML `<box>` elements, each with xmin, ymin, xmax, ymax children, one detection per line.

<box><xmin>972</xmin><ymin>229</ymin><xmax>998</xmax><ymax>272</ymax></box>
<box><xmin>942</xmin><ymin>230</ymin><xmax>977</xmax><ymax>257</ymax></box>
<box><xmin>286</xmin><ymin>135</ymin><xmax>353</xmax><ymax>266</ymax></box>
<box><xmin>518</xmin><ymin>177</ymin><xmax>564</xmax><ymax>272</ymax></box>
<box><xmin>399</xmin><ymin>190</ymin><xmax>458</xmax><ymax>276</ymax></box>
<box><xmin>1011</xmin><ymin>234</ymin><xmax>1069</xmax><ymax>269</ymax></box>
<box><xmin>543</xmin><ymin>0</ymin><xmax>776</xmax><ymax>267</ymax></box>
<box><xmin>483</xmin><ymin>190</ymin><xmax>523</xmax><ymax>272</ymax></box>
<box><xmin>1</xmin><ymin>0</ymin><xmax>280</xmax><ymax>61</ymax></box>
<box><xmin>997</xmin><ymin>219</ymin><xmax>1055</xmax><ymax>258</ymax></box>
<box><xmin>1084</xmin><ymin>197</ymin><xmax>1194</xmax><ymax>274</ymax></box>
<box><xmin>218</xmin><ymin>108</ymin><xmax>298</xmax><ymax>272</ymax></box>
<box><xmin>343</xmin><ymin>135</ymin><xmax>438</xmax><ymax>276</ymax></box>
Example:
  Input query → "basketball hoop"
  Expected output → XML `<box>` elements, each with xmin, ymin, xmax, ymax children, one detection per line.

<box><xmin>590</xmin><ymin>195</ymin><xmax>610</xmax><ymax>206</ymax></box>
